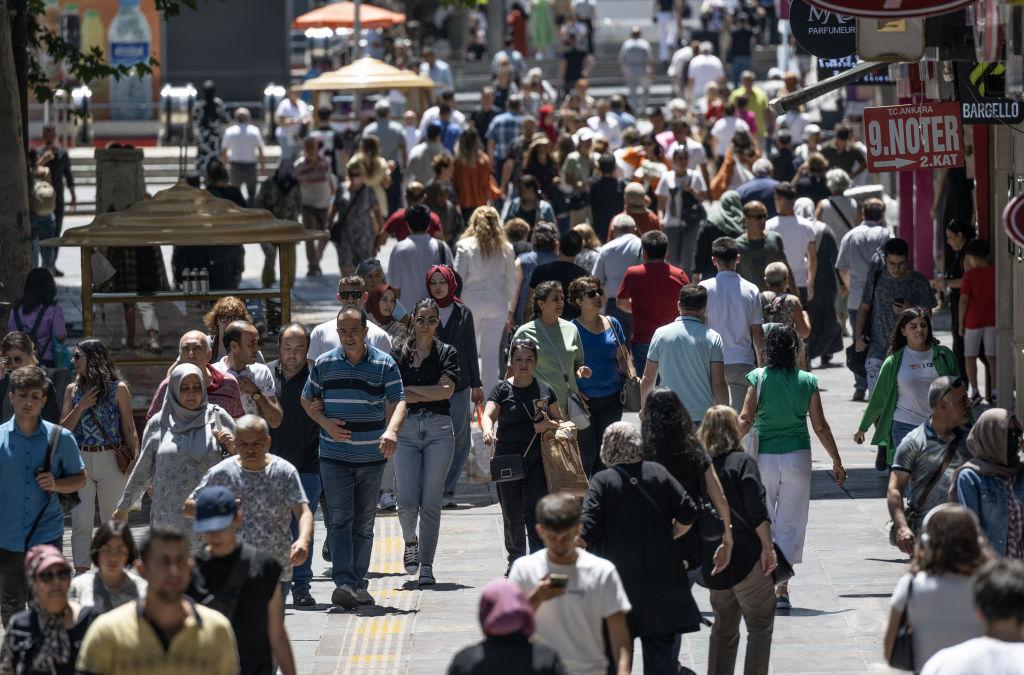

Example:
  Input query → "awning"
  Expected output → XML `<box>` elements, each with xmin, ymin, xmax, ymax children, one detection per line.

<box><xmin>293</xmin><ymin>2</ymin><xmax>406</xmax><ymax>30</ymax></box>
<box><xmin>302</xmin><ymin>57</ymin><xmax>436</xmax><ymax>92</ymax></box>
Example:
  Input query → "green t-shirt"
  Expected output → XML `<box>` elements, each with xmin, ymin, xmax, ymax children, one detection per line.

<box><xmin>737</xmin><ymin>232</ymin><xmax>787</xmax><ymax>291</ymax></box>
<box><xmin>512</xmin><ymin>319</ymin><xmax>584</xmax><ymax>414</ymax></box>
<box><xmin>747</xmin><ymin>367</ymin><xmax>818</xmax><ymax>454</ymax></box>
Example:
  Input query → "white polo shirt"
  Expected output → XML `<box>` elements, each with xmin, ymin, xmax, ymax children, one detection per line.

<box><xmin>222</xmin><ymin>123</ymin><xmax>264</xmax><ymax>164</ymax></box>
<box><xmin>766</xmin><ymin>214</ymin><xmax>817</xmax><ymax>288</ymax></box>
<box><xmin>700</xmin><ymin>270</ymin><xmax>763</xmax><ymax>365</ymax></box>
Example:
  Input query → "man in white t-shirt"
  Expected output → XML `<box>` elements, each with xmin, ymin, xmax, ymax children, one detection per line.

<box><xmin>307</xmin><ymin>277</ymin><xmax>392</xmax><ymax>365</ymax></box>
<box><xmin>687</xmin><ymin>42</ymin><xmax>725</xmax><ymax>103</ymax></box>
<box><xmin>221</xmin><ymin>107</ymin><xmax>264</xmax><ymax>205</ymax></box>
<box><xmin>921</xmin><ymin>559</ymin><xmax>1024</xmax><ymax>675</ymax></box>
<box><xmin>214</xmin><ymin>321</ymin><xmax>283</xmax><ymax>427</ymax></box>
<box><xmin>699</xmin><ymin>237</ymin><xmax>764</xmax><ymax>410</ymax></box>
<box><xmin>766</xmin><ymin>183</ymin><xmax>817</xmax><ymax>302</ymax></box>
<box><xmin>274</xmin><ymin>86</ymin><xmax>310</xmax><ymax>164</ymax></box>
<box><xmin>654</xmin><ymin>146</ymin><xmax>708</xmax><ymax>272</ymax></box>
<box><xmin>509</xmin><ymin>494</ymin><xmax>632</xmax><ymax>675</ymax></box>
<box><xmin>386</xmin><ymin>205</ymin><xmax>453</xmax><ymax>307</ymax></box>
<box><xmin>710</xmin><ymin>104</ymin><xmax>751</xmax><ymax>161</ymax></box>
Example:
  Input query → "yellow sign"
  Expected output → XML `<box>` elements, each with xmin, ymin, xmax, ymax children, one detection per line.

<box><xmin>970</xmin><ymin>62</ymin><xmax>1006</xmax><ymax>95</ymax></box>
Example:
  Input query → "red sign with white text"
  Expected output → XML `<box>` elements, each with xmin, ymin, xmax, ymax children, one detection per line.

<box><xmin>806</xmin><ymin>0</ymin><xmax>976</xmax><ymax>18</ymax></box>
<box><xmin>863</xmin><ymin>102</ymin><xmax>964</xmax><ymax>173</ymax></box>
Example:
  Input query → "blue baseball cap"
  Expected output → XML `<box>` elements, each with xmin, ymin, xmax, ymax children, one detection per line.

<box><xmin>193</xmin><ymin>486</ymin><xmax>238</xmax><ymax>533</ymax></box>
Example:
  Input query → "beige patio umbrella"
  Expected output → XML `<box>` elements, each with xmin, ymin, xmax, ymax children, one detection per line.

<box><xmin>302</xmin><ymin>57</ymin><xmax>436</xmax><ymax>92</ymax></box>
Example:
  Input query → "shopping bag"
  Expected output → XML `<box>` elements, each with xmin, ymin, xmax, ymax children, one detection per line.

<box><xmin>540</xmin><ymin>422</ymin><xmax>589</xmax><ymax>498</ymax></box>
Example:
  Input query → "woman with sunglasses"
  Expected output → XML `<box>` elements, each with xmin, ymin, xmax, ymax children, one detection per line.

<box><xmin>69</xmin><ymin>520</ymin><xmax>145</xmax><ymax>614</ymax></box>
<box><xmin>59</xmin><ymin>339</ymin><xmax>139</xmax><ymax>573</ymax></box>
<box><xmin>0</xmin><ymin>545</ymin><xmax>96</xmax><ymax>674</ymax></box>
<box><xmin>394</xmin><ymin>299</ymin><xmax>460</xmax><ymax>587</ymax></box>
<box><xmin>568</xmin><ymin>276</ymin><xmax>626</xmax><ymax>475</ymax></box>
<box><xmin>0</xmin><ymin>331</ymin><xmax>62</xmax><ymax>423</ymax></box>
<box><xmin>951</xmin><ymin>409</ymin><xmax>1024</xmax><ymax>558</ymax></box>
<box><xmin>855</xmin><ymin>308</ymin><xmax>960</xmax><ymax>467</ymax></box>
<box><xmin>203</xmin><ymin>296</ymin><xmax>254</xmax><ymax>361</ymax></box>
<box><xmin>479</xmin><ymin>339</ymin><xmax>562</xmax><ymax>576</ymax></box>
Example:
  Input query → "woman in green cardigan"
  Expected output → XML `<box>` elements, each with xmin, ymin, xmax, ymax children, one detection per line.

<box><xmin>854</xmin><ymin>308</ymin><xmax>960</xmax><ymax>466</ymax></box>
<box><xmin>512</xmin><ymin>280</ymin><xmax>591</xmax><ymax>413</ymax></box>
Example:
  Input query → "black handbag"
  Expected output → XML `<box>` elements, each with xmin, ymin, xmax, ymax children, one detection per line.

<box><xmin>490</xmin><ymin>453</ymin><xmax>526</xmax><ymax>482</ymax></box>
<box><xmin>695</xmin><ymin>471</ymin><xmax>725</xmax><ymax>542</ymax></box>
<box><xmin>888</xmin><ymin>576</ymin><xmax>915</xmax><ymax>671</ymax></box>
<box><xmin>847</xmin><ymin>267</ymin><xmax>883</xmax><ymax>378</ymax></box>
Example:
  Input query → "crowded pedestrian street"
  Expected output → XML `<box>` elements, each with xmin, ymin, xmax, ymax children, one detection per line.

<box><xmin>4</xmin><ymin>0</ymin><xmax>1024</xmax><ymax>674</ymax></box>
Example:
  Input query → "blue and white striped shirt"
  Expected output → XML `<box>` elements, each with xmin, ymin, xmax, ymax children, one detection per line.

<box><xmin>303</xmin><ymin>345</ymin><xmax>404</xmax><ymax>465</ymax></box>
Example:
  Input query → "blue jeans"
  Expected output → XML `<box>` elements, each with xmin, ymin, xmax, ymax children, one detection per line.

<box><xmin>731</xmin><ymin>54</ymin><xmax>752</xmax><ymax>86</ymax></box>
<box><xmin>395</xmin><ymin>411</ymin><xmax>455</xmax><ymax>566</ymax></box>
<box><xmin>443</xmin><ymin>387</ymin><xmax>472</xmax><ymax>497</ymax></box>
<box><xmin>31</xmin><ymin>214</ymin><xmax>56</xmax><ymax>271</ymax></box>
<box><xmin>320</xmin><ymin>459</ymin><xmax>385</xmax><ymax>589</ymax></box>
<box><xmin>290</xmin><ymin>472</ymin><xmax>322</xmax><ymax>595</ymax></box>
<box><xmin>890</xmin><ymin>420</ymin><xmax>919</xmax><ymax>454</ymax></box>
<box><xmin>632</xmin><ymin>342</ymin><xmax>650</xmax><ymax>378</ymax></box>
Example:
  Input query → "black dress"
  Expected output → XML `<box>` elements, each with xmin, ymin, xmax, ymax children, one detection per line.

<box><xmin>447</xmin><ymin>635</ymin><xmax>567</xmax><ymax>675</ymax></box>
<box><xmin>806</xmin><ymin>225</ymin><xmax>843</xmax><ymax>361</ymax></box>
<box><xmin>580</xmin><ymin>461</ymin><xmax>701</xmax><ymax>637</ymax></box>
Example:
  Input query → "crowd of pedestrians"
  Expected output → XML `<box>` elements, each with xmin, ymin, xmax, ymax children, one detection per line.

<box><xmin>9</xmin><ymin>4</ymin><xmax>1023</xmax><ymax>673</ymax></box>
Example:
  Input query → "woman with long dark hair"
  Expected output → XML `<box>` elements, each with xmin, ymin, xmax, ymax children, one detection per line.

<box><xmin>394</xmin><ymin>299</ymin><xmax>460</xmax><ymax>586</ymax></box>
<box><xmin>739</xmin><ymin>325</ymin><xmax>846</xmax><ymax>609</ymax></box>
<box><xmin>522</xmin><ymin>136</ymin><xmax>559</xmax><ymax>202</ymax></box>
<box><xmin>643</xmin><ymin>387</ymin><xmax>733</xmax><ymax>580</ymax></box>
<box><xmin>855</xmin><ymin>307</ymin><xmax>960</xmax><ymax>466</ymax></box>
<box><xmin>932</xmin><ymin>219</ymin><xmax>978</xmax><ymax>379</ymax></box>
<box><xmin>59</xmin><ymin>339</ymin><xmax>139</xmax><ymax>572</ymax></box>
<box><xmin>7</xmin><ymin>268</ymin><xmax>66</xmax><ymax>368</ymax></box>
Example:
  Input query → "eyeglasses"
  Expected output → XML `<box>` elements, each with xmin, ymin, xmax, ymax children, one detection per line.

<box><xmin>745</xmin><ymin>213</ymin><xmax>767</xmax><ymax>220</ymax></box>
<box><xmin>583</xmin><ymin>289</ymin><xmax>603</xmax><ymax>298</ymax></box>
<box><xmin>338</xmin><ymin>291</ymin><xmax>363</xmax><ymax>300</ymax></box>
<box><xmin>71</xmin><ymin>353</ymin><xmax>82</xmax><ymax>361</ymax></box>
<box><xmin>98</xmin><ymin>545</ymin><xmax>129</xmax><ymax>557</ymax></box>
<box><xmin>36</xmin><ymin>568</ymin><xmax>71</xmax><ymax>583</ymax></box>
<box><xmin>414</xmin><ymin>316</ymin><xmax>440</xmax><ymax>326</ymax></box>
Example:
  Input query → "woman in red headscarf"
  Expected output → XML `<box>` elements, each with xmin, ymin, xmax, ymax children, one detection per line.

<box><xmin>365</xmin><ymin>284</ymin><xmax>408</xmax><ymax>353</ymax></box>
<box><xmin>447</xmin><ymin>579</ymin><xmax>565</xmax><ymax>674</ymax></box>
<box><xmin>426</xmin><ymin>265</ymin><xmax>485</xmax><ymax>510</ymax></box>
<box><xmin>538</xmin><ymin>104</ymin><xmax>558</xmax><ymax>144</ymax></box>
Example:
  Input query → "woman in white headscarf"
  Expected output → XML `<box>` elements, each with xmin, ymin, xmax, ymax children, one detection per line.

<box><xmin>794</xmin><ymin>197</ymin><xmax>842</xmax><ymax>368</ymax></box>
<box><xmin>113</xmin><ymin>363</ymin><xmax>235</xmax><ymax>542</ymax></box>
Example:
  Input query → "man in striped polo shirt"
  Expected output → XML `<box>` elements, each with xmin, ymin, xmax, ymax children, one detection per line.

<box><xmin>301</xmin><ymin>305</ymin><xmax>407</xmax><ymax>609</ymax></box>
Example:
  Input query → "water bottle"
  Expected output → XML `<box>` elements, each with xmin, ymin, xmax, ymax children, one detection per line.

<box><xmin>198</xmin><ymin>268</ymin><xmax>210</xmax><ymax>294</ymax></box>
<box><xmin>108</xmin><ymin>0</ymin><xmax>153</xmax><ymax>120</ymax></box>
<box><xmin>183</xmin><ymin>268</ymin><xmax>195</xmax><ymax>294</ymax></box>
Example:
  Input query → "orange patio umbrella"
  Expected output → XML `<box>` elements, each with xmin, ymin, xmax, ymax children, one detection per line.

<box><xmin>293</xmin><ymin>2</ymin><xmax>406</xmax><ymax>30</ymax></box>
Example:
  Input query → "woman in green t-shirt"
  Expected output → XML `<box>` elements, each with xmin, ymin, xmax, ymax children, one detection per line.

<box><xmin>738</xmin><ymin>325</ymin><xmax>847</xmax><ymax>610</ymax></box>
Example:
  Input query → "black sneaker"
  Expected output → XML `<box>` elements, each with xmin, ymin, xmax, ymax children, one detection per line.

<box><xmin>404</xmin><ymin>541</ymin><xmax>420</xmax><ymax>575</ymax></box>
<box><xmin>322</xmin><ymin>539</ymin><xmax>331</xmax><ymax>562</ymax></box>
<box><xmin>356</xmin><ymin>588</ymin><xmax>375</xmax><ymax>605</ymax></box>
<box><xmin>293</xmin><ymin>590</ymin><xmax>316</xmax><ymax>607</ymax></box>
<box><xmin>853</xmin><ymin>389</ymin><xmax>866</xmax><ymax>402</ymax></box>
<box><xmin>875</xmin><ymin>446</ymin><xmax>889</xmax><ymax>472</ymax></box>
<box><xmin>331</xmin><ymin>585</ymin><xmax>358</xmax><ymax>609</ymax></box>
<box><xmin>419</xmin><ymin>565</ymin><xmax>436</xmax><ymax>586</ymax></box>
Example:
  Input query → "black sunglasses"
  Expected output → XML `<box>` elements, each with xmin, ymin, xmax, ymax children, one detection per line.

<box><xmin>583</xmin><ymin>289</ymin><xmax>603</xmax><ymax>298</ymax></box>
<box><xmin>745</xmin><ymin>213</ymin><xmax>767</xmax><ymax>220</ymax></box>
<box><xmin>935</xmin><ymin>377</ymin><xmax>967</xmax><ymax>404</ymax></box>
<box><xmin>338</xmin><ymin>290</ymin><xmax>363</xmax><ymax>299</ymax></box>
<box><xmin>37</xmin><ymin>568</ymin><xmax>71</xmax><ymax>583</ymax></box>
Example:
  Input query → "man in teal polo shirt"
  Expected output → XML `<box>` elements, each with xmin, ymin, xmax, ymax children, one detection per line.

<box><xmin>301</xmin><ymin>306</ymin><xmax>406</xmax><ymax>610</ymax></box>
<box><xmin>0</xmin><ymin>366</ymin><xmax>85</xmax><ymax>626</ymax></box>
<box><xmin>640</xmin><ymin>284</ymin><xmax>729</xmax><ymax>422</ymax></box>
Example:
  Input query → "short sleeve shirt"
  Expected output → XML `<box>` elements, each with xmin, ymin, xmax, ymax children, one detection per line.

<box><xmin>835</xmin><ymin>222</ymin><xmax>891</xmax><ymax>308</ymax></box>
<box><xmin>647</xmin><ymin>316</ymin><xmax>724</xmax><ymax>421</ymax></box>
<box><xmin>617</xmin><ymin>262</ymin><xmax>690</xmax><ymax>344</ymax></box>
<box><xmin>960</xmin><ymin>266</ymin><xmax>995</xmax><ymax>329</ymax></box>
<box><xmin>396</xmin><ymin>339</ymin><xmax>460</xmax><ymax>416</ymax></box>
<box><xmin>765</xmin><ymin>215</ymin><xmax>817</xmax><ymax>287</ymax></box>
<box><xmin>487</xmin><ymin>378</ymin><xmax>557</xmax><ymax>458</ymax></box>
<box><xmin>861</xmin><ymin>271</ymin><xmax>937</xmax><ymax>358</ymax></box>
<box><xmin>736</xmin><ymin>232</ymin><xmax>787</xmax><ymax>291</ymax></box>
<box><xmin>892</xmin><ymin>423</ymin><xmax>971</xmax><ymax>531</ymax></box>
<box><xmin>213</xmin><ymin>359</ymin><xmax>276</xmax><ymax>416</ymax></box>
<box><xmin>746</xmin><ymin>367</ymin><xmax>817</xmax><ymax>454</ymax></box>
<box><xmin>191</xmin><ymin>456</ymin><xmax>308</xmax><ymax>581</ymax></box>
<box><xmin>699</xmin><ymin>270</ymin><xmax>763</xmax><ymax>365</ymax></box>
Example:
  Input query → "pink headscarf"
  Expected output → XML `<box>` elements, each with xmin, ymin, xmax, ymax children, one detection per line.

<box><xmin>425</xmin><ymin>265</ymin><xmax>461</xmax><ymax>308</ymax></box>
<box><xmin>478</xmin><ymin>579</ymin><xmax>534</xmax><ymax>637</ymax></box>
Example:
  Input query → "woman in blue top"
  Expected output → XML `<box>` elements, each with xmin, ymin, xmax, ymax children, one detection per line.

<box><xmin>738</xmin><ymin>325</ymin><xmax>846</xmax><ymax>610</ymax></box>
<box><xmin>951</xmin><ymin>408</ymin><xmax>1024</xmax><ymax>558</ymax></box>
<box><xmin>59</xmin><ymin>339</ymin><xmax>139</xmax><ymax>573</ymax></box>
<box><xmin>569</xmin><ymin>276</ymin><xmax>628</xmax><ymax>476</ymax></box>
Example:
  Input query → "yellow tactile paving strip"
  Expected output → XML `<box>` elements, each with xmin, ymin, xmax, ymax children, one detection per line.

<box><xmin>321</xmin><ymin>517</ymin><xmax>420</xmax><ymax>674</ymax></box>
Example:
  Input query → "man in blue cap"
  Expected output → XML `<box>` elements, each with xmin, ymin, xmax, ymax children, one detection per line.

<box><xmin>187</xmin><ymin>484</ymin><xmax>298</xmax><ymax>675</ymax></box>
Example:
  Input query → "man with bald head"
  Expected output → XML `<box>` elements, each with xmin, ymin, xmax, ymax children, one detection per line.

<box><xmin>146</xmin><ymin>330</ymin><xmax>244</xmax><ymax>419</ymax></box>
<box><xmin>268</xmin><ymin>323</ymin><xmax>323</xmax><ymax>606</ymax></box>
<box><xmin>188</xmin><ymin>415</ymin><xmax>312</xmax><ymax>631</ymax></box>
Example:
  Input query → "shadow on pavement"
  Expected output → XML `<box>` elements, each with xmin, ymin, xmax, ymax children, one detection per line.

<box><xmin>810</xmin><ymin>467</ymin><xmax>888</xmax><ymax>500</ymax></box>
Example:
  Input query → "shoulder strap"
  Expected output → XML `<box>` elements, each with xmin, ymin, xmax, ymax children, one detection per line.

<box><xmin>613</xmin><ymin>465</ymin><xmax>673</xmax><ymax>537</ymax></box>
<box><xmin>199</xmin><ymin>544</ymin><xmax>256</xmax><ymax>620</ymax></box>
<box><xmin>908</xmin><ymin>431</ymin><xmax>964</xmax><ymax>514</ymax></box>
<box><xmin>25</xmin><ymin>424</ymin><xmax>63</xmax><ymax>547</ymax></box>
<box><xmin>87</xmin><ymin>407</ymin><xmax>117</xmax><ymax>447</ymax></box>
<box><xmin>828</xmin><ymin>197</ymin><xmax>855</xmax><ymax>231</ymax></box>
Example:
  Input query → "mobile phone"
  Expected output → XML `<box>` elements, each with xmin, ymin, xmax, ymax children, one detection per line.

<box><xmin>549</xmin><ymin>573</ymin><xmax>569</xmax><ymax>588</ymax></box>
<box><xmin>893</xmin><ymin>297</ymin><xmax>905</xmax><ymax>306</ymax></box>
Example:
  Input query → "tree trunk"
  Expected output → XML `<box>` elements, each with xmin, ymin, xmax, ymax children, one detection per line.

<box><xmin>0</xmin><ymin>1</ymin><xmax>32</xmax><ymax>304</ymax></box>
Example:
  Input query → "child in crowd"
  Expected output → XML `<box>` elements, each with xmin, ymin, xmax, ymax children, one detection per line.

<box><xmin>959</xmin><ymin>239</ymin><xmax>996</xmax><ymax>404</ymax></box>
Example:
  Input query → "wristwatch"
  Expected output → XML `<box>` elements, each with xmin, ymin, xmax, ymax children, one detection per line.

<box><xmin>252</xmin><ymin>392</ymin><xmax>263</xmax><ymax>402</ymax></box>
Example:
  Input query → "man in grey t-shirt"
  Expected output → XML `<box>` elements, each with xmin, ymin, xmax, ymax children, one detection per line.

<box><xmin>886</xmin><ymin>377</ymin><xmax>971</xmax><ymax>554</ymax></box>
<box><xmin>618</xmin><ymin>27</ymin><xmax>653</xmax><ymax>114</ymax></box>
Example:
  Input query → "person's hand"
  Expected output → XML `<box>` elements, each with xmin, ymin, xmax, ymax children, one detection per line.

<box><xmin>290</xmin><ymin>538</ymin><xmax>310</xmax><ymax>566</ymax></box>
<box><xmin>533</xmin><ymin>411</ymin><xmax>556</xmax><ymax>434</ymax></box>
<box><xmin>806</xmin><ymin>287</ymin><xmax>815</xmax><ymax>302</ymax></box>
<box><xmin>181</xmin><ymin>501</ymin><xmax>196</xmax><ymax>518</ymax></box>
<box><xmin>69</xmin><ymin>194</ymin><xmax>77</xmax><ymax>213</ymax></box>
<box><xmin>237</xmin><ymin>377</ymin><xmax>259</xmax><ymax>396</ymax></box>
<box><xmin>111</xmin><ymin>509</ymin><xmax>129</xmax><ymax>524</ymax></box>
<box><xmin>213</xmin><ymin>429</ymin><xmax>235</xmax><ymax>453</ymax></box>
<box><xmin>760</xmin><ymin>545</ymin><xmax>778</xmax><ymax>576</ymax></box>
<box><xmin>323</xmin><ymin>419</ymin><xmax>351</xmax><ymax>442</ymax></box>
<box><xmin>855</xmin><ymin>335</ymin><xmax>867</xmax><ymax>353</ymax></box>
<box><xmin>505</xmin><ymin>312</ymin><xmax>515</xmax><ymax>333</ymax></box>
<box><xmin>380</xmin><ymin>429</ymin><xmax>398</xmax><ymax>458</ymax></box>
<box><xmin>832</xmin><ymin>460</ymin><xmax>847</xmax><ymax>486</ymax></box>
<box><xmin>78</xmin><ymin>387</ymin><xmax>100</xmax><ymax>411</ymax></box>
<box><xmin>958</xmin><ymin>324</ymin><xmax>965</xmax><ymax>337</ymax></box>
<box><xmin>471</xmin><ymin>387</ymin><xmax>485</xmax><ymax>406</ymax></box>
<box><xmin>529</xmin><ymin>576</ymin><xmax>566</xmax><ymax>607</ymax></box>
<box><xmin>839</xmin><ymin>284</ymin><xmax>849</xmax><ymax>299</ymax></box>
<box><xmin>576</xmin><ymin>365</ymin><xmax>592</xmax><ymax>378</ymax></box>
<box><xmin>308</xmin><ymin>397</ymin><xmax>325</xmax><ymax>414</ymax></box>
<box><xmin>483</xmin><ymin>429</ymin><xmax>497</xmax><ymax>445</ymax></box>
<box><xmin>709</xmin><ymin>539</ymin><xmax>733</xmax><ymax>575</ymax></box>
<box><xmin>853</xmin><ymin>430</ymin><xmax>865</xmax><ymax>444</ymax></box>
<box><xmin>438</xmin><ymin>374</ymin><xmax>455</xmax><ymax>390</ymax></box>
<box><xmin>35</xmin><ymin>471</ymin><xmax>56</xmax><ymax>492</ymax></box>
<box><xmin>895</xmin><ymin>526</ymin><xmax>915</xmax><ymax>555</ymax></box>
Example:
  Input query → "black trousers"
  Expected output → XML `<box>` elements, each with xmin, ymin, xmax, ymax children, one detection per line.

<box><xmin>496</xmin><ymin>458</ymin><xmax>547</xmax><ymax>562</ymax></box>
<box><xmin>577</xmin><ymin>393</ymin><xmax>623</xmax><ymax>477</ymax></box>
<box><xmin>1</xmin><ymin>537</ymin><xmax>62</xmax><ymax>627</ymax></box>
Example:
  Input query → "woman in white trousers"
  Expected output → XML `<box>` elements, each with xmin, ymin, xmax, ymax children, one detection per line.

<box><xmin>739</xmin><ymin>325</ymin><xmax>846</xmax><ymax>610</ymax></box>
<box><xmin>455</xmin><ymin>207</ymin><xmax>518</xmax><ymax>398</ymax></box>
